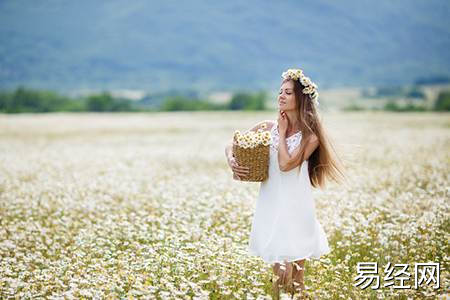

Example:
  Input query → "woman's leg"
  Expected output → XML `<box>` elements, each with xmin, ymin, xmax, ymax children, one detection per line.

<box><xmin>272</xmin><ymin>261</ymin><xmax>295</xmax><ymax>298</ymax></box>
<box><xmin>284</xmin><ymin>262</ymin><xmax>295</xmax><ymax>296</ymax></box>
<box><xmin>292</xmin><ymin>259</ymin><xmax>306</xmax><ymax>294</ymax></box>
<box><xmin>272</xmin><ymin>263</ymin><xmax>281</xmax><ymax>299</ymax></box>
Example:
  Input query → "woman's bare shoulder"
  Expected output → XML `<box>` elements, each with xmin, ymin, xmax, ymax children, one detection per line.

<box><xmin>265</xmin><ymin>120</ymin><xmax>276</xmax><ymax>128</ymax></box>
<box><xmin>263</xmin><ymin>120</ymin><xmax>276</xmax><ymax>130</ymax></box>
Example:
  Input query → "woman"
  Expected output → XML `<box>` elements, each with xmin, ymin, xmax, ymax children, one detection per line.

<box><xmin>225</xmin><ymin>69</ymin><xmax>345</xmax><ymax>299</ymax></box>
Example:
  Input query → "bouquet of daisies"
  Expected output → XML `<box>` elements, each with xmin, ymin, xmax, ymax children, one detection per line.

<box><xmin>232</xmin><ymin>124</ymin><xmax>271</xmax><ymax>182</ymax></box>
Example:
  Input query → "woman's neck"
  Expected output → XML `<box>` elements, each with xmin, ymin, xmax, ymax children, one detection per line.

<box><xmin>284</xmin><ymin>111</ymin><xmax>301</xmax><ymax>132</ymax></box>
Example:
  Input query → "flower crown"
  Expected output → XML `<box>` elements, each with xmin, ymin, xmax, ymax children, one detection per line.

<box><xmin>281</xmin><ymin>68</ymin><xmax>319</xmax><ymax>106</ymax></box>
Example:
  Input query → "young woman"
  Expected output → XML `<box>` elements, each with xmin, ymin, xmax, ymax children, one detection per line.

<box><xmin>225</xmin><ymin>69</ymin><xmax>345</xmax><ymax>299</ymax></box>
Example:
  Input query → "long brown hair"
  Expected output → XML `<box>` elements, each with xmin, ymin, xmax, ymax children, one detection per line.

<box><xmin>284</xmin><ymin>78</ymin><xmax>346</xmax><ymax>189</ymax></box>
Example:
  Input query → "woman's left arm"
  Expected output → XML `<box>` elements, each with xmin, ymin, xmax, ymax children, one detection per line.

<box><xmin>278</xmin><ymin>134</ymin><xmax>319</xmax><ymax>172</ymax></box>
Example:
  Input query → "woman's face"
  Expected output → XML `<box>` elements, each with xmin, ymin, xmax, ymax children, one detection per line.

<box><xmin>278</xmin><ymin>80</ymin><xmax>296</xmax><ymax>111</ymax></box>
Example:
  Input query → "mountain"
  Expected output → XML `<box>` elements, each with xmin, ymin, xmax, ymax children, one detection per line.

<box><xmin>0</xmin><ymin>0</ymin><xmax>449</xmax><ymax>94</ymax></box>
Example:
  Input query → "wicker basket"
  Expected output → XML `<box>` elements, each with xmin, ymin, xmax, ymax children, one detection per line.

<box><xmin>232</xmin><ymin>142</ymin><xmax>270</xmax><ymax>182</ymax></box>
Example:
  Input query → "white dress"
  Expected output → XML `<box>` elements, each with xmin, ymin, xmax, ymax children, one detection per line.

<box><xmin>247</xmin><ymin>120</ymin><xmax>330</xmax><ymax>264</ymax></box>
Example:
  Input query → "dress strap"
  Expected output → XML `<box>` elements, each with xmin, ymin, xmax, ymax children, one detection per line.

<box><xmin>271</xmin><ymin>121</ymin><xmax>277</xmax><ymax>131</ymax></box>
<box><xmin>272</xmin><ymin>120</ymin><xmax>278</xmax><ymax>134</ymax></box>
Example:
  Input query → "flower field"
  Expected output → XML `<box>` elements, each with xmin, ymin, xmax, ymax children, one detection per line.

<box><xmin>0</xmin><ymin>111</ymin><xmax>448</xmax><ymax>299</ymax></box>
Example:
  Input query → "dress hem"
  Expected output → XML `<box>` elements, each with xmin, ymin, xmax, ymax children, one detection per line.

<box><xmin>247</xmin><ymin>247</ymin><xmax>330</xmax><ymax>264</ymax></box>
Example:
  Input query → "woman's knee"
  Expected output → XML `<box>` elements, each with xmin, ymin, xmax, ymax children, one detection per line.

<box><xmin>272</xmin><ymin>263</ymin><xmax>280</xmax><ymax>273</ymax></box>
<box><xmin>293</xmin><ymin>259</ymin><xmax>305</xmax><ymax>270</ymax></box>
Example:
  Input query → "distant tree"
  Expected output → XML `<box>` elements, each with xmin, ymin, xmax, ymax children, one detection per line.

<box><xmin>249</xmin><ymin>91</ymin><xmax>267</xmax><ymax>110</ymax></box>
<box><xmin>86</xmin><ymin>92</ymin><xmax>115</xmax><ymax>111</ymax></box>
<box><xmin>161</xmin><ymin>96</ymin><xmax>186</xmax><ymax>111</ymax></box>
<box><xmin>12</xmin><ymin>86</ymin><xmax>42</xmax><ymax>112</ymax></box>
<box><xmin>85</xmin><ymin>92</ymin><xmax>133</xmax><ymax>112</ymax></box>
<box><xmin>0</xmin><ymin>86</ymin><xmax>80</xmax><ymax>113</ymax></box>
<box><xmin>383</xmin><ymin>100</ymin><xmax>400</xmax><ymax>111</ymax></box>
<box><xmin>383</xmin><ymin>100</ymin><xmax>426</xmax><ymax>112</ymax></box>
<box><xmin>403</xmin><ymin>102</ymin><xmax>426</xmax><ymax>111</ymax></box>
<box><xmin>229</xmin><ymin>91</ymin><xmax>266</xmax><ymax>110</ymax></box>
<box><xmin>433</xmin><ymin>90</ymin><xmax>450</xmax><ymax>111</ymax></box>
<box><xmin>0</xmin><ymin>87</ymin><xmax>140</xmax><ymax>113</ymax></box>
<box><xmin>229</xmin><ymin>93</ymin><xmax>247</xmax><ymax>110</ymax></box>
<box><xmin>110</xmin><ymin>98</ymin><xmax>133</xmax><ymax>111</ymax></box>
<box><xmin>343</xmin><ymin>103</ymin><xmax>365</xmax><ymax>111</ymax></box>
<box><xmin>160</xmin><ymin>96</ymin><xmax>220</xmax><ymax>111</ymax></box>
<box><xmin>0</xmin><ymin>90</ymin><xmax>12</xmax><ymax>112</ymax></box>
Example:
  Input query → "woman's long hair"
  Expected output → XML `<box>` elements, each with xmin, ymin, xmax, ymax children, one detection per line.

<box><xmin>285</xmin><ymin>78</ymin><xmax>346</xmax><ymax>189</ymax></box>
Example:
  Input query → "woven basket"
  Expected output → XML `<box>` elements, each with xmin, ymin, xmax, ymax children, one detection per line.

<box><xmin>232</xmin><ymin>142</ymin><xmax>270</xmax><ymax>182</ymax></box>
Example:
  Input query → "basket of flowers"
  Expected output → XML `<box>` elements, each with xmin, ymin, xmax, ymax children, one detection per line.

<box><xmin>232</xmin><ymin>124</ymin><xmax>271</xmax><ymax>182</ymax></box>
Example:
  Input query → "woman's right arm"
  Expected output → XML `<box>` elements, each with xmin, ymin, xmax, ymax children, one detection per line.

<box><xmin>225</xmin><ymin>138</ymin><xmax>234</xmax><ymax>167</ymax></box>
<box><xmin>225</xmin><ymin>139</ymin><xmax>249</xmax><ymax>179</ymax></box>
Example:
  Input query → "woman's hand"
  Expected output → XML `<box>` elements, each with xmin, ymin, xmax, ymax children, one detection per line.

<box><xmin>228</xmin><ymin>155</ymin><xmax>249</xmax><ymax>180</ymax></box>
<box><xmin>277</xmin><ymin>110</ymin><xmax>288</xmax><ymax>136</ymax></box>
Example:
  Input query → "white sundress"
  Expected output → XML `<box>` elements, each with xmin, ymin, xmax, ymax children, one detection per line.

<box><xmin>247</xmin><ymin>120</ymin><xmax>330</xmax><ymax>264</ymax></box>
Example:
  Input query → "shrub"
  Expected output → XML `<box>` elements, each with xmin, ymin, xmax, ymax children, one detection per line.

<box><xmin>433</xmin><ymin>90</ymin><xmax>450</xmax><ymax>111</ymax></box>
<box><xmin>229</xmin><ymin>91</ymin><xmax>266</xmax><ymax>110</ymax></box>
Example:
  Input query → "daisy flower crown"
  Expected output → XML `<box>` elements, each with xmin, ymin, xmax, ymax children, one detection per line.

<box><xmin>281</xmin><ymin>68</ymin><xmax>319</xmax><ymax>106</ymax></box>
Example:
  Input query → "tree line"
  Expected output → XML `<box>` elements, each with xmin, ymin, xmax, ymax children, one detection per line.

<box><xmin>343</xmin><ymin>90</ymin><xmax>450</xmax><ymax>112</ymax></box>
<box><xmin>0</xmin><ymin>87</ymin><xmax>268</xmax><ymax>113</ymax></box>
<box><xmin>1</xmin><ymin>86</ymin><xmax>449</xmax><ymax>113</ymax></box>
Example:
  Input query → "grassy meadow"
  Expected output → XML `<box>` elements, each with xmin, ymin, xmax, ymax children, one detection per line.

<box><xmin>0</xmin><ymin>111</ymin><xmax>448</xmax><ymax>299</ymax></box>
